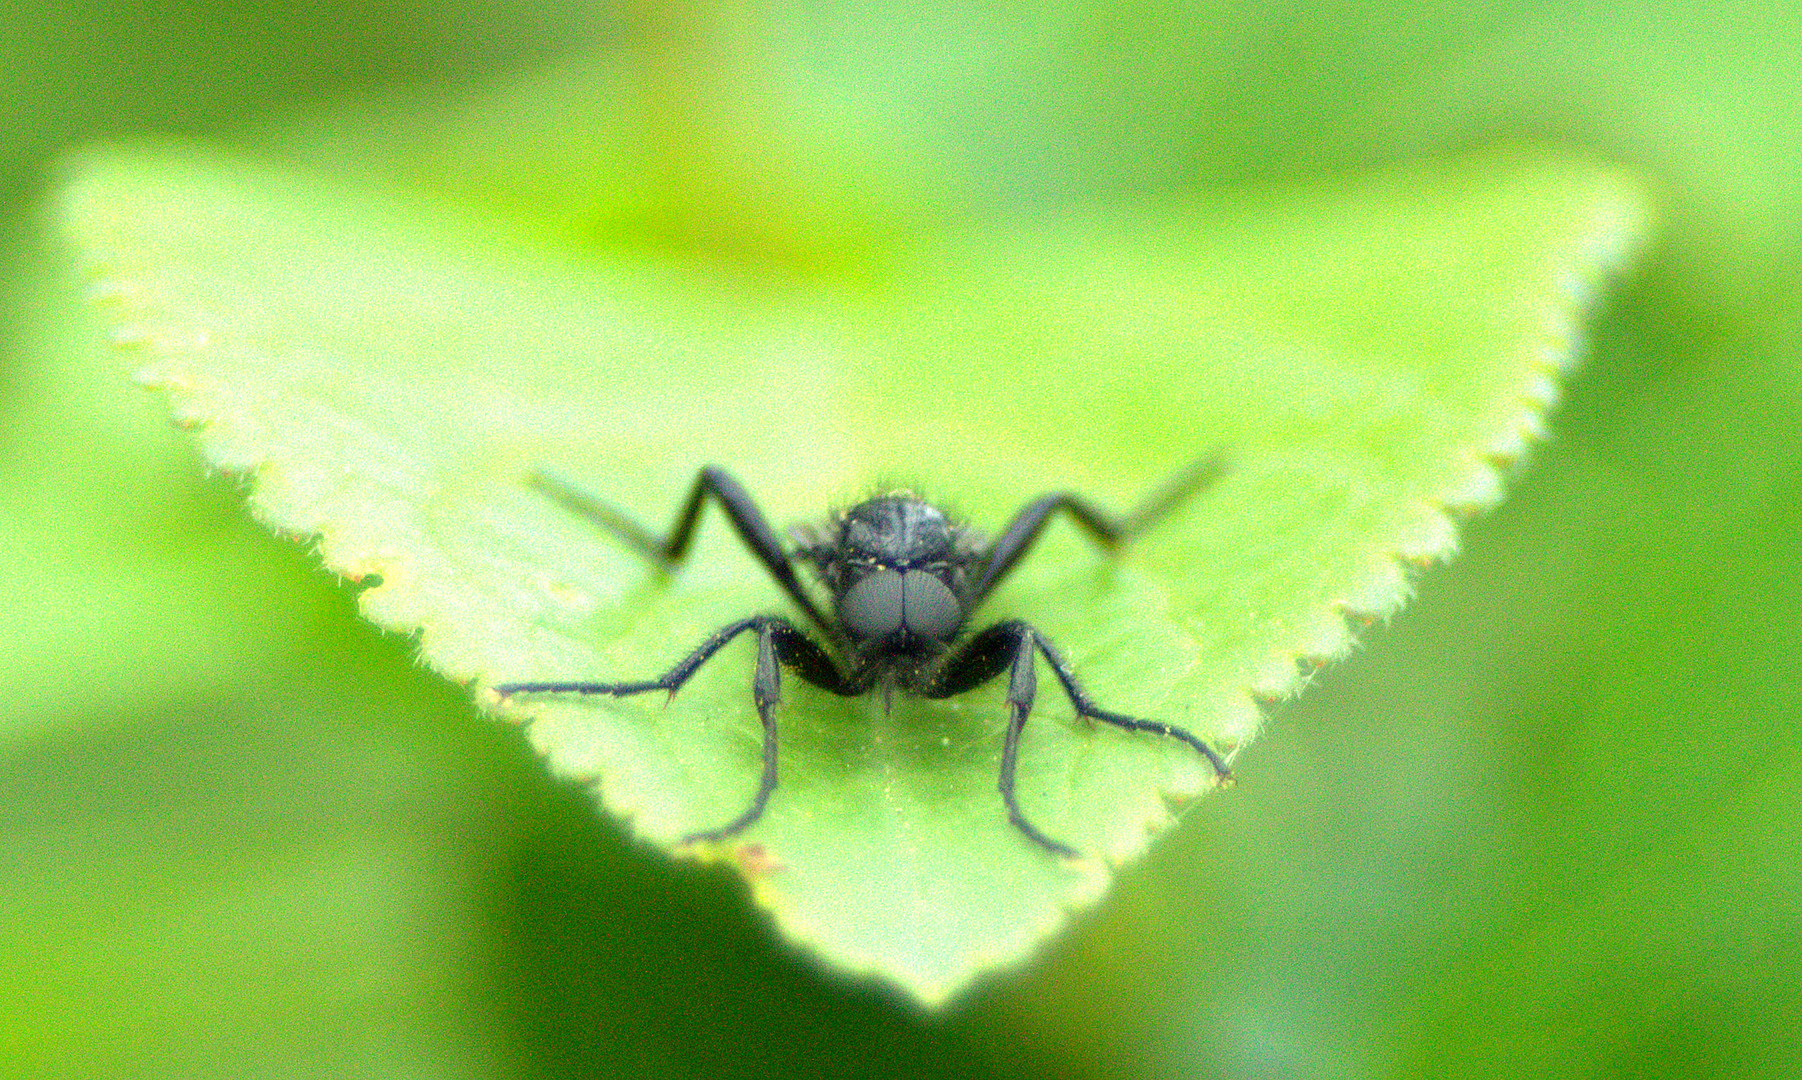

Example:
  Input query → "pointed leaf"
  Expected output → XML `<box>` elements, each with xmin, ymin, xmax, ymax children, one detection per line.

<box><xmin>58</xmin><ymin>147</ymin><xmax>1648</xmax><ymax>1003</ymax></box>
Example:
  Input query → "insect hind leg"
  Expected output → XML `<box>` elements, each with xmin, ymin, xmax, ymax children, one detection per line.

<box><xmin>527</xmin><ymin>466</ymin><xmax>832</xmax><ymax>633</ymax></box>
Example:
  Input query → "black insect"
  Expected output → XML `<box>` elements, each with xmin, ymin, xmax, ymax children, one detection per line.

<box><xmin>495</xmin><ymin>459</ymin><xmax>1233</xmax><ymax>857</ymax></box>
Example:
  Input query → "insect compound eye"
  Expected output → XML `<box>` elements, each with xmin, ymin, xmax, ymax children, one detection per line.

<box><xmin>838</xmin><ymin>568</ymin><xmax>905</xmax><ymax>641</ymax></box>
<box><xmin>900</xmin><ymin>570</ymin><xmax>961</xmax><ymax>642</ymax></box>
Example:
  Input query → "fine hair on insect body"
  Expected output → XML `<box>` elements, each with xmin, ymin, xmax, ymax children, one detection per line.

<box><xmin>496</xmin><ymin>457</ymin><xmax>1233</xmax><ymax>857</ymax></box>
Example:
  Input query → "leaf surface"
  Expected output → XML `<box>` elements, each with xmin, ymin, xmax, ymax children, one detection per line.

<box><xmin>59</xmin><ymin>147</ymin><xmax>1647</xmax><ymax>1003</ymax></box>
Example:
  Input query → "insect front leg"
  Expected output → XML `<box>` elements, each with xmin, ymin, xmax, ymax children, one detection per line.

<box><xmin>685</xmin><ymin>620</ymin><xmax>785</xmax><ymax>843</ymax></box>
<box><xmin>935</xmin><ymin>619</ymin><xmax>1234</xmax><ymax>858</ymax></box>
<box><xmin>930</xmin><ymin>620</ymin><xmax>1079</xmax><ymax>857</ymax></box>
<box><xmin>685</xmin><ymin>616</ymin><xmax>861</xmax><ymax>843</ymax></box>
<box><xmin>496</xmin><ymin>615</ymin><xmax>853</xmax><ymax>844</ymax></box>
<box><xmin>995</xmin><ymin>625</ymin><xmax>1084</xmax><ymax>858</ymax></box>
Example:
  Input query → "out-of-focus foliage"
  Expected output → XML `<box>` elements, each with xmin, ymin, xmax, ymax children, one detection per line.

<box><xmin>2</xmin><ymin>1</ymin><xmax>1796</xmax><ymax>1077</ymax></box>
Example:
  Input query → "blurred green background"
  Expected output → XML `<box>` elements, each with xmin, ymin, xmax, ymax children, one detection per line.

<box><xmin>3</xmin><ymin>2</ymin><xmax>1798</xmax><ymax>1078</ymax></box>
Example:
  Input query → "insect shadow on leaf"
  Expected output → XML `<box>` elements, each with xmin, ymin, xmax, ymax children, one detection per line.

<box><xmin>496</xmin><ymin>456</ymin><xmax>1234</xmax><ymax>858</ymax></box>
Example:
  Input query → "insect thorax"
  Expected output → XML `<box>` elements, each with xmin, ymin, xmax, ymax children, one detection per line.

<box><xmin>797</xmin><ymin>497</ymin><xmax>973</xmax><ymax>588</ymax></box>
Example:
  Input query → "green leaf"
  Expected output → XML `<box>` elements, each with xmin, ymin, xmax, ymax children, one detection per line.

<box><xmin>57</xmin><ymin>146</ymin><xmax>1648</xmax><ymax>1004</ymax></box>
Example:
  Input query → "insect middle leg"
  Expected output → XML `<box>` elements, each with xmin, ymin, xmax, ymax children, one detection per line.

<box><xmin>931</xmin><ymin>619</ymin><xmax>1233</xmax><ymax>857</ymax></box>
<box><xmin>495</xmin><ymin>614</ymin><xmax>854</xmax><ymax>843</ymax></box>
